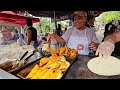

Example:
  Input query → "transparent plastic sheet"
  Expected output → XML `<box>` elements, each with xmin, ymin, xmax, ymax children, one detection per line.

<box><xmin>0</xmin><ymin>43</ymin><xmax>35</xmax><ymax>64</ymax></box>
<box><xmin>0</xmin><ymin>42</ymin><xmax>42</xmax><ymax>73</ymax></box>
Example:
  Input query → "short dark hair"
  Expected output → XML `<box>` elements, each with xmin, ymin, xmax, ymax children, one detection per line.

<box><xmin>26</xmin><ymin>18</ymin><xmax>33</xmax><ymax>26</ymax></box>
<box><xmin>15</xmin><ymin>29</ymin><xmax>18</xmax><ymax>33</ymax></box>
<box><xmin>42</xmin><ymin>37</ymin><xmax>47</xmax><ymax>41</ymax></box>
<box><xmin>87</xmin><ymin>14</ymin><xmax>95</xmax><ymax>21</ymax></box>
<box><xmin>58</xmin><ymin>24</ymin><xmax>61</xmax><ymax>28</ymax></box>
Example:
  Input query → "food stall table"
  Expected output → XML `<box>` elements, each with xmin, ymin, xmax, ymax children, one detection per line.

<box><xmin>64</xmin><ymin>55</ymin><xmax>120</xmax><ymax>79</ymax></box>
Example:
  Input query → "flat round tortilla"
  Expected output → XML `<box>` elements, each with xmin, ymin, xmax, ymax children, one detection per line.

<box><xmin>87</xmin><ymin>56</ymin><xmax>120</xmax><ymax>76</ymax></box>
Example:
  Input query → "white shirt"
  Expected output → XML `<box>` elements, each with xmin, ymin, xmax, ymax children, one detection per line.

<box><xmin>90</xmin><ymin>27</ymin><xmax>96</xmax><ymax>32</ymax></box>
<box><xmin>108</xmin><ymin>25</ymin><xmax>113</xmax><ymax>31</ymax></box>
<box><xmin>17</xmin><ymin>38</ymin><xmax>26</xmax><ymax>46</ymax></box>
<box><xmin>62</xmin><ymin>27</ymin><xmax>98</xmax><ymax>45</ymax></box>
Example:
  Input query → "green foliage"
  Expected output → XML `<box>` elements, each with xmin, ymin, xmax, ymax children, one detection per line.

<box><xmin>33</xmin><ymin>17</ymin><xmax>69</xmax><ymax>34</ymax></box>
<box><xmin>6</xmin><ymin>26</ymin><xmax>15</xmax><ymax>31</ymax></box>
<box><xmin>40</xmin><ymin>18</ymin><xmax>51</xmax><ymax>33</ymax></box>
<box><xmin>57</xmin><ymin>22</ymin><xmax>68</xmax><ymax>29</ymax></box>
<box><xmin>45</xmin><ymin>25</ymin><xmax>50</xmax><ymax>32</ymax></box>
<box><xmin>102</xmin><ymin>11</ymin><xmax>120</xmax><ymax>24</ymax></box>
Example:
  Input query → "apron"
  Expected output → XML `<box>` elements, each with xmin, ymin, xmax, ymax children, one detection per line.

<box><xmin>67</xmin><ymin>28</ymin><xmax>90</xmax><ymax>55</ymax></box>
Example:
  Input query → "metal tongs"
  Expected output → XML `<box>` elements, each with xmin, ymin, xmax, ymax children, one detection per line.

<box><xmin>20</xmin><ymin>50</ymin><xmax>37</xmax><ymax>62</ymax></box>
<box><xmin>12</xmin><ymin>50</ymin><xmax>36</xmax><ymax>69</ymax></box>
<box><xmin>19</xmin><ymin>51</ymin><xmax>28</xmax><ymax>61</ymax></box>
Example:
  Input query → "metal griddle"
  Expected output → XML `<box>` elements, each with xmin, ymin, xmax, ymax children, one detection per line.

<box><xmin>15</xmin><ymin>56</ymin><xmax>76</xmax><ymax>79</ymax></box>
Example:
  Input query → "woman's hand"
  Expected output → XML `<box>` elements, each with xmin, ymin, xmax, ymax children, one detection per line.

<box><xmin>89</xmin><ymin>42</ymin><xmax>98</xmax><ymax>51</ymax></box>
<box><xmin>47</xmin><ymin>33</ymin><xmax>65</xmax><ymax>43</ymax></box>
<box><xmin>47</xmin><ymin>33</ymin><xmax>56</xmax><ymax>42</ymax></box>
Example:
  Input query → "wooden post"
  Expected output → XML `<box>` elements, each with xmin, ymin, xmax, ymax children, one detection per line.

<box><xmin>49</xmin><ymin>18</ymin><xmax>51</xmax><ymax>32</ymax></box>
<box><xmin>53</xmin><ymin>11</ymin><xmax>57</xmax><ymax>30</ymax></box>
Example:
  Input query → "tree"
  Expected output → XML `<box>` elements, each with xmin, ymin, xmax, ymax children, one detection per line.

<box><xmin>33</xmin><ymin>17</ymin><xmax>69</xmax><ymax>34</ymax></box>
<box><xmin>94</xmin><ymin>11</ymin><xmax>120</xmax><ymax>31</ymax></box>
<box><xmin>102</xmin><ymin>11</ymin><xmax>120</xmax><ymax>24</ymax></box>
<box><xmin>39</xmin><ymin>17</ymin><xmax>51</xmax><ymax>33</ymax></box>
<box><xmin>45</xmin><ymin>25</ymin><xmax>50</xmax><ymax>32</ymax></box>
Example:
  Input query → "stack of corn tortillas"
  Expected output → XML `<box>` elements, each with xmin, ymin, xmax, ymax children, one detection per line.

<box><xmin>87</xmin><ymin>56</ymin><xmax>120</xmax><ymax>76</ymax></box>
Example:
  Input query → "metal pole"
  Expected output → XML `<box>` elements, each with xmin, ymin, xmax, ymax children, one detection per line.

<box><xmin>53</xmin><ymin>11</ymin><xmax>57</xmax><ymax>30</ymax></box>
<box><xmin>49</xmin><ymin>18</ymin><xmax>51</xmax><ymax>32</ymax></box>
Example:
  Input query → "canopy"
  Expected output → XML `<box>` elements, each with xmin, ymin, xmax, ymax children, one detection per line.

<box><xmin>29</xmin><ymin>11</ymin><xmax>104</xmax><ymax>18</ymax></box>
<box><xmin>0</xmin><ymin>21</ymin><xmax>20</xmax><ymax>27</ymax></box>
<box><xmin>29</xmin><ymin>11</ymin><xmax>72</xmax><ymax>18</ymax></box>
<box><xmin>28</xmin><ymin>11</ymin><xmax>104</xmax><ymax>23</ymax></box>
<box><xmin>0</xmin><ymin>11</ymin><xmax>40</xmax><ymax>26</ymax></box>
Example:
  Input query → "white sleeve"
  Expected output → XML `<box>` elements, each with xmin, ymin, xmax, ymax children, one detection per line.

<box><xmin>61</xmin><ymin>27</ymin><xmax>73</xmax><ymax>42</ymax></box>
<box><xmin>17</xmin><ymin>39</ymin><xmax>21</xmax><ymax>45</ymax></box>
<box><xmin>108</xmin><ymin>25</ymin><xmax>112</xmax><ymax>31</ymax></box>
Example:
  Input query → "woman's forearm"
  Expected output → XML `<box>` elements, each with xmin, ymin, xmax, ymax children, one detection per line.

<box><xmin>54</xmin><ymin>34</ymin><xmax>65</xmax><ymax>42</ymax></box>
<box><xmin>104</xmin><ymin>34</ymin><xmax>116</xmax><ymax>43</ymax></box>
<box><xmin>104</xmin><ymin>31</ymin><xmax>120</xmax><ymax>43</ymax></box>
<box><xmin>48</xmin><ymin>34</ymin><xmax>65</xmax><ymax>43</ymax></box>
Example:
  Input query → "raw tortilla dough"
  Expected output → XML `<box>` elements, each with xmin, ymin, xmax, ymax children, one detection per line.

<box><xmin>87</xmin><ymin>56</ymin><xmax>120</xmax><ymax>76</ymax></box>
